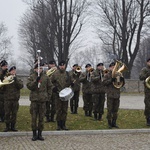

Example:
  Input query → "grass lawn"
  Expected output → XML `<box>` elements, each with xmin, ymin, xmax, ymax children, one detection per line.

<box><xmin>0</xmin><ymin>106</ymin><xmax>148</xmax><ymax>132</ymax></box>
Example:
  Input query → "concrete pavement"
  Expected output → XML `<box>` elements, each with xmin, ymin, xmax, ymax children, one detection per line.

<box><xmin>0</xmin><ymin>94</ymin><xmax>149</xmax><ymax>150</ymax></box>
<box><xmin>19</xmin><ymin>94</ymin><xmax>145</xmax><ymax>109</ymax></box>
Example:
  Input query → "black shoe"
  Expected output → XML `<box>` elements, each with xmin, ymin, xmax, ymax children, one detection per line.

<box><xmin>38</xmin><ymin>130</ymin><xmax>44</xmax><ymax>141</ymax></box>
<box><xmin>108</xmin><ymin>120</ymin><xmax>112</xmax><ymax>129</ymax></box>
<box><xmin>98</xmin><ymin>114</ymin><xmax>102</xmax><ymax>121</ymax></box>
<box><xmin>146</xmin><ymin>117</ymin><xmax>150</xmax><ymax>126</ymax></box>
<box><xmin>32</xmin><ymin>130</ymin><xmax>37</xmax><ymax>141</ymax></box>
<box><xmin>89</xmin><ymin>111</ymin><xmax>92</xmax><ymax>117</ymax></box>
<box><xmin>11</xmin><ymin>123</ymin><xmax>18</xmax><ymax>131</ymax></box>
<box><xmin>61</xmin><ymin>121</ymin><xmax>69</xmax><ymax>130</ymax></box>
<box><xmin>3</xmin><ymin>123</ymin><xmax>10</xmax><ymax>132</ymax></box>
<box><xmin>56</xmin><ymin>121</ymin><xmax>62</xmax><ymax>130</ymax></box>
<box><xmin>94</xmin><ymin>113</ymin><xmax>98</xmax><ymax>120</ymax></box>
<box><xmin>45</xmin><ymin>116</ymin><xmax>51</xmax><ymax>122</ymax></box>
<box><xmin>112</xmin><ymin>119</ymin><xmax>119</xmax><ymax>128</ymax></box>
<box><xmin>85</xmin><ymin>111</ymin><xmax>88</xmax><ymax>116</ymax></box>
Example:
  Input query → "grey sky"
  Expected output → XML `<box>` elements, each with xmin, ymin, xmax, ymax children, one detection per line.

<box><xmin>0</xmin><ymin>0</ymin><xmax>27</xmax><ymax>57</ymax></box>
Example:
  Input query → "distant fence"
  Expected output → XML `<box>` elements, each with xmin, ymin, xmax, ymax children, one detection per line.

<box><xmin>18</xmin><ymin>75</ymin><xmax>144</xmax><ymax>93</ymax></box>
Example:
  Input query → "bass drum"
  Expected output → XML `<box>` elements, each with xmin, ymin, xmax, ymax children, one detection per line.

<box><xmin>59</xmin><ymin>87</ymin><xmax>74</xmax><ymax>101</ymax></box>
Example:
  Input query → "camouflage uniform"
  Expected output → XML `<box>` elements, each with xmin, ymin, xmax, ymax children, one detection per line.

<box><xmin>51</xmin><ymin>69</ymin><xmax>71</xmax><ymax>130</ymax></box>
<box><xmin>139</xmin><ymin>65</ymin><xmax>150</xmax><ymax>125</ymax></box>
<box><xmin>103</xmin><ymin>70</ymin><xmax>122</xmax><ymax>128</ymax></box>
<box><xmin>0</xmin><ymin>68</ymin><xmax>8</xmax><ymax>122</ymax></box>
<box><xmin>26</xmin><ymin>71</ymin><xmax>53</xmax><ymax>132</ymax></box>
<box><xmin>3</xmin><ymin>76</ymin><xmax>23</xmax><ymax>131</ymax></box>
<box><xmin>79</xmin><ymin>71</ymin><xmax>93</xmax><ymax>116</ymax></box>
<box><xmin>91</xmin><ymin>69</ymin><xmax>105</xmax><ymax>120</ymax></box>
<box><xmin>69</xmin><ymin>70</ymin><xmax>81</xmax><ymax>114</ymax></box>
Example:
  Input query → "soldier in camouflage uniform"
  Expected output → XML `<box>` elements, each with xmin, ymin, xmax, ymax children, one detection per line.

<box><xmin>91</xmin><ymin>63</ymin><xmax>105</xmax><ymax>121</ymax></box>
<box><xmin>103</xmin><ymin>62</ymin><xmax>125</xmax><ymax>129</ymax></box>
<box><xmin>3</xmin><ymin>66</ymin><xmax>23</xmax><ymax>132</ymax></box>
<box><xmin>139</xmin><ymin>58</ymin><xmax>150</xmax><ymax>126</ymax></box>
<box><xmin>26</xmin><ymin>63</ymin><xmax>53</xmax><ymax>141</ymax></box>
<box><xmin>79</xmin><ymin>64</ymin><xmax>93</xmax><ymax>117</ymax></box>
<box><xmin>0</xmin><ymin>60</ymin><xmax>8</xmax><ymax>122</ymax></box>
<box><xmin>69</xmin><ymin>64</ymin><xmax>81</xmax><ymax>114</ymax></box>
<box><xmin>46</xmin><ymin>60</ymin><xmax>57</xmax><ymax>122</ymax></box>
<box><xmin>51</xmin><ymin>60</ymin><xmax>72</xmax><ymax>130</ymax></box>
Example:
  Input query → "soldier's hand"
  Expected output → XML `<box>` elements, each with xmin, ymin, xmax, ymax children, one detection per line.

<box><xmin>53</xmin><ymin>86</ymin><xmax>58</xmax><ymax>93</ymax></box>
<box><xmin>111</xmin><ymin>78</ymin><xmax>116</xmax><ymax>82</ymax></box>
<box><xmin>71</xmin><ymin>82</ymin><xmax>74</xmax><ymax>87</ymax></box>
<box><xmin>36</xmin><ymin>76</ymin><xmax>41</xmax><ymax>82</ymax></box>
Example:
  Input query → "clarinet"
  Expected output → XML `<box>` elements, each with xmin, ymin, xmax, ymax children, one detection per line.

<box><xmin>37</xmin><ymin>50</ymin><xmax>41</xmax><ymax>88</ymax></box>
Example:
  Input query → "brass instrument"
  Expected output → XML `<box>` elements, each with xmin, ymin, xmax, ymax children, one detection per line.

<box><xmin>75</xmin><ymin>66</ymin><xmax>82</xmax><ymax>73</ymax></box>
<box><xmin>87</xmin><ymin>67</ymin><xmax>94</xmax><ymax>82</ymax></box>
<box><xmin>145</xmin><ymin>76</ymin><xmax>150</xmax><ymax>89</ymax></box>
<box><xmin>112</xmin><ymin>60</ymin><xmax>128</xmax><ymax>88</ymax></box>
<box><xmin>46</xmin><ymin>67</ymin><xmax>57</xmax><ymax>76</ymax></box>
<box><xmin>87</xmin><ymin>67</ymin><xmax>94</xmax><ymax>72</ymax></box>
<box><xmin>0</xmin><ymin>75</ymin><xmax>14</xmax><ymax>87</ymax></box>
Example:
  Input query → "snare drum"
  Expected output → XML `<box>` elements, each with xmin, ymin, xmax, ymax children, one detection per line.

<box><xmin>59</xmin><ymin>87</ymin><xmax>74</xmax><ymax>101</ymax></box>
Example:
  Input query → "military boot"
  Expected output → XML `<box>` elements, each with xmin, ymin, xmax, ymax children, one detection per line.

<box><xmin>74</xmin><ymin>107</ymin><xmax>78</xmax><ymax>114</ymax></box>
<box><xmin>146</xmin><ymin>117</ymin><xmax>150</xmax><ymax>126</ymax></box>
<box><xmin>38</xmin><ymin>130</ymin><xmax>44</xmax><ymax>141</ymax></box>
<box><xmin>89</xmin><ymin>111</ymin><xmax>92</xmax><ymax>117</ymax></box>
<box><xmin>94</xmin><ymin>113</ymin><xmax>97</xmax><ymax>120</ymax></box>
<box><xmin>108</xmin><ymin>120</ymin><xmax>112</xmax><ymax>129</ymax></box>
<box><xmin>32</xmin><ymin>130</ymin><xmax>37</xmax><ymax>141</ymax></box>
<box><xmin>56</xmin><ymin>121</ymin><xmax>61</xmax><ymax>130</ymax></box>
<box><xmin>98</xmin><ymin>113</ymin><xmax>102</xmax><ymax>121</ymax></box>
<box><xmin>45</xmin><ymin>115</ymin><xmax>50</xmax><ymax>122</ymax></box>
<box><xmin>70</xmin><ymin>106</ymin><xmax>74</xmax><ymax>114</ymax></box>
<box><xmin>61</xmin><ymin>121</ymin><xmax>69</xmax><ymax>130</ymax></box>
<box><xmin>85</xmin><ymin>111</ymin><xmax>88</xmax><ymax>116</ymax></box>
<box><xmin>112</xmin><ymin>119</ymin><xmax>119</xmax><ymax>128</ymax></box>
<box><xmin>11</xmin><ymin>123</ymin><xmax>18</xmax><ymax>131</ymax></box>
<box><xmin>3</xmin><ymin>123</ymin><xmax>10</xmax><ymax>132</ymax></box>
<box><xmin>50</xmin><ymin>114</ymin><xmax>55</xmax><ymax>122</ymax></box>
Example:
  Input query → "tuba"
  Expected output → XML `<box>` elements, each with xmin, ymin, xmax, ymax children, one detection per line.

<box><xmin>145</xmin><ymin>76</ymin><xmax>150</xmax><ymax>89</ymax></box>
<box><xmin>112</xmin><ymin>60</ymin><xmax>128</xmax><ymax>88</ymax></box>
<box><xmin>46</xmin><ymin>67</ymin><xmax>57</xmax><ymax>77</ymax></box>
<box><xmin>0</xmin><ymin>75</ymin><xmax>14</xmax><ymax>87</ymax></box>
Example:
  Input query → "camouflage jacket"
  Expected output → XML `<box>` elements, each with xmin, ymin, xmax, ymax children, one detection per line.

<box><xmin>51</xmin><ymin>69</ymin><xmax>71</xmax><ymax>92</ymax></box>
<box><xmin>79</xmin><ymin>71</ymin><xmax>92</xmax><ymax>94</ymax></box>
<box><xmin>139</xmin><ymin>66</ymin><xmax>150</xmax><ymax>93</ymax></box>
<box><xmin>91</xmin><ymin>69</ymin><xmax>105</xmax><ymax>94</ymax></box>
<box><xmin>103</xmin><ymin>70</ymin><xmax>120</xmax><ymax>98</ymax></box>
<box><xmin>26</xmin><ymin>72</ymin><xmax>53</xmax><ymax>102</ymax></box>
<box><xmin>3</xmin><ymin>76</ymin><xmax>23</xmax><ymax>101</ymax></box>
<box><xmin>69</xmin><ymin>70</ymin><xmax>81</xmax><ymax>92</ymax></box>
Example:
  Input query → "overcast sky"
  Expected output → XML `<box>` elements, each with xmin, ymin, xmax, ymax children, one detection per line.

<box><xmin>0</xmin><ymin>0</ymin><xmax>27</xmax><ymax>57</ymax></box>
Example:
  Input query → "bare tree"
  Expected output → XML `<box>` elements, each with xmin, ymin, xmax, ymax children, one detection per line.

<box><xmin>93</xmin><ymin>0</ymin><xmax>150</xmax><ymax>78</ymax></box>
<box><xmin>0</xmin><ymin>23</ymin><xmax>11</xmax><ymax>61</ymax></box>
<box><xmin>19</xmin><ymin>0</ymin><xmax>90</xmax><ymax>67</ymax></box>
<box><xmin>132</xmin><ymin>36</ymin><xmax>150</xmax><ymax>78</ymax></box>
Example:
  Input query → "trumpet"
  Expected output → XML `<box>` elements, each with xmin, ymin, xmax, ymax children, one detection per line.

<box><xmin>46</xmin><ymin>67</ymin><xmax>57</xmax><ymax>76</ymax></box>
<box><xmin>87</xmin><ymin>67</ymin><xmax>94</xmax><ymax>72</ymax></box>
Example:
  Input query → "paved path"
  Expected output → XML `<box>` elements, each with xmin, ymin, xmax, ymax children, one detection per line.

<box><xmin>19</xmin><ymin>94</ymin><xmax>145</xmax><ymax>109</ymax></box>
<box><xmin>0</xmin><ymin>94</ymin><xmax>148</xmax><ymax>150</ymax></box>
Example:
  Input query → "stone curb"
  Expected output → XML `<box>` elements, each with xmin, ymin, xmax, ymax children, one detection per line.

<box><xmin>0</xmin><ymin>128</ymin><xmax>150</xmax><ymax>137</ymax></box>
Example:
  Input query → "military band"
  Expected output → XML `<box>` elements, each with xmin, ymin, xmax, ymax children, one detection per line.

<box><xmin>2</xmin><ymin>55</ymin><xmax>150</xmax><ymax>142</ymax></box>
